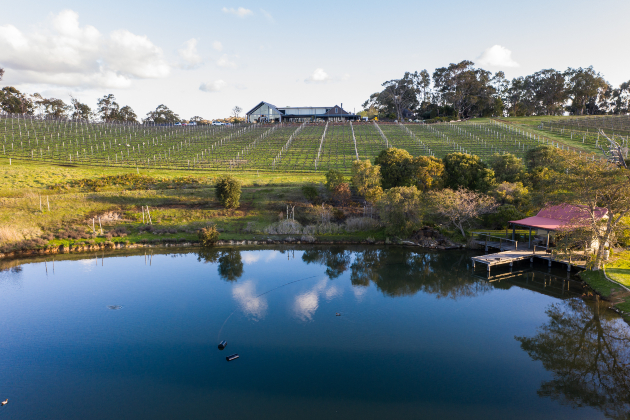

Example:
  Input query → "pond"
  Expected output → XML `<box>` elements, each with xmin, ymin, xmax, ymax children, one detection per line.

<box><xmin>0</xmin><ymin>246</ymin><xmax>629</xmax><ymax>420</ymax></box>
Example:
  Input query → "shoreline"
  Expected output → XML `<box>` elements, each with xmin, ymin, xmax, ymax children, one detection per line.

<box><xmin>0</xmin><ymin>237</ymin><xmax>466</xmax><ymax>260</ymax></box>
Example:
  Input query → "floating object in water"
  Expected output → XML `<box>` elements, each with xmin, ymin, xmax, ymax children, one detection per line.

<box><xmin>218</xmin><ymin>340</ymin><xmax>227</xmax><ymax>350</ymax></box>
<box><xmin>107</xmin><ymin>305</ymin><xmax>122</xmax><ymax>310</ymax></box>
<box><xmin>226</xmin><ymin>354</ymin><xmax>239</xmax><ymax>361</ymax></box>
<box><xmin>335</xmin><ymin>312</ymin><xmax>341</xmax><ymax>316</ymax></box>
<box><xmin>1</xmin><ymin>399</ymin><xmax>8</xmax><ymax>406</ymax></box>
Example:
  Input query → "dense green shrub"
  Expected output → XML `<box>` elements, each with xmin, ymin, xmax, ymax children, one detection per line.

<box><xmin>325</xmin><ymin>169</ymin><xmax>345</xmax><ymax>191</ymax></box>
<box><xmin>215</xmin><ymin>176</ymin><xmax>241</xmax><ymax>209</ymax></box>
<box><xmin>351</xmin><ymin>159</ymin><xmax>382</xmax><ymax>203</ymax></box>
<box><xmin>301</xmin><ymin>184</ymin><xmax>319</xmax><ymax>202</ymax></box>
<box><xmin>374</xmin><ymin>148</ymin><xmax>414</xmax><ymax>189</ymax></box>
<box><xmin>199</xmin><ymin>225</ymin><xmax>220</xmax><ymax>246</ymax></box>
<box><xmin>442</xmin><ymin>152</ymin><xmax>495</xmax><ymax>192</ymax></box>
<box><xmin>484</xmin><ymin>205</ymin><xmax>523</xmax><ymax>230</ymax></box>
<box><xmin>377</xmin><ymin>186</ymin><xmax>423</xmax><ymax>236</ymax></box>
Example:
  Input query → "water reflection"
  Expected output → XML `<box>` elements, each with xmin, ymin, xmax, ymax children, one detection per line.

<box><xmin>516</xmin><ymin>298</ymin><xmax>630</xmax><ymax>419</ymax></box>
<box><xmin>349</xmin><ymin>248</ymin><xmax>491</xmax><ymax>299</ymax></box>
<box><xmin>292</xmin><ymin>277</ymin><xmax>342</xmax><ymax>321</ymax></box>
<box><xmin>232</xmin><ymin>280</ymin><xmax>268</xmax><ymax>319</ymax></box>
<box><xmin>302</xmin><ymin>247</ymin><xmax>352</xmax><ymax>279</ymax></box>
<box><xmin>197</xmin><ymin>248</ymin><xmax>244</xmax><ymax>282</ymax></box>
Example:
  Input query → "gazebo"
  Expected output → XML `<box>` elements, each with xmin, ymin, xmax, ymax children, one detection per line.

<box><xmin>508</xmin><ymin>204</ymin><xmax>608</xmax><ymax>250</ymax></box>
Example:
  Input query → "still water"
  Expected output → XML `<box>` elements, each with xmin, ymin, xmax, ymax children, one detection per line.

<box><xmin>0</xmin><ymin>247</ymin><xmax>629</xmax><ymax>419</ymax></box>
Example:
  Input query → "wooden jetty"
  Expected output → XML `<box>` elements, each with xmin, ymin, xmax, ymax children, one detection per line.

<box><xmin>471</xmin><ymin>234</ymin><xmax>586</xmax><ymax>274</ymax></box>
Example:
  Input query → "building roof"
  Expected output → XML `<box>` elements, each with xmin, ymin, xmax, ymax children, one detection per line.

<box><xmin>509</xmin><ymin>204</ymin><xmax>608</xmax><ymax>231</ymax></box>
<box><xmin>322</xmin><ymin>105</ymin><xmax>352</xmax><ymax>116</ymax></box>
<box><xmin>246</xmin><ymin>101</ymin><xmax>281</xmax><ymax>116</ymax></box>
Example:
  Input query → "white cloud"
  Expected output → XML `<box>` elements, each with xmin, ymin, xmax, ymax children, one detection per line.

<box><xmin>232</xmin><ymin>281</ymin><xmax>267</xmax><ymax>319</ymax></box>
<box><xmin>241</xmin><ymin>252</ymin><xmax>261</xmax><ymax>265</ymax></box>
<box><xmin>199</xmin><ymin>80</ymin><xmax>226</xmax><ymax>92</ymax></box>
<box><xmin>260</xmin><ymin>9</ymin><xmax>275</xmax><ymax>23</ymax></box>
<box><xmin>217</xmin><ymin>54</ymin><xmax>237</xmax><ymax>68</ymax></box>
<box><xmin>178</xmin><ymin>38</ymin><xmax>202</xmax><ymax>69</ymax></box>
<box><xmin>212</xmin><ymin>41</ymin><xmax>223</xmax><ymax>52</ymax></box>
<box><xmin>292</xmin><ymin>278</ymin><xmax>340</xmax><ymax>321</ymax></box>
<box><xmin>0</xmin><ymin>10</ymin><xmax>170</xmax><ymax>88</ymax></box>
<box><xmin>221</xmin><ymin>7</ymin><xmax>253</xmax><ymax>18</ymax></box>
<box><xmin>306</xmin><ymin>68</ymin><xmax>329</xmax><ymax>83</ymax></box>
<box><xmin>477</xmin><ymin>45</ymin><xmax>520</xmax><ymax>68</ymax></box>
<box><xmin>342</xmin><ymin>73</ymin><xmax>350</xmax><ymax>81</ymax></box>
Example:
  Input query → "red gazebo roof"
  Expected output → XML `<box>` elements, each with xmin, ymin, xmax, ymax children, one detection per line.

<box><xmin>509</xmin><ymin>204</ymin><xmax>608</xmax><ymax>231</ymax></box>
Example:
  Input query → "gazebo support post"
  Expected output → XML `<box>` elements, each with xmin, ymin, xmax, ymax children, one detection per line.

<box><xmin>529</xmin><ymin>228</ymin><xmax>532</xmax><ymax>249</ymax></box>
<box><xmin>546</xmin><ymin>232</ymin><xmax>550</xmax><ymax>251</ymax></box>
<box><xmin>512</xmin><ymin>225</ymin><xmax>515</xmax><ymax>241</ymax></box>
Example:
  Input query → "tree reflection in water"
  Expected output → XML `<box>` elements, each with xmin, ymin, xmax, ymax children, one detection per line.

<box><xmin>302</xmin><ymin>247</ymin><xmax>352</xmax><ymax>279</ymax></box>
<box><xmin>350</xmin><ymin>248</ymin><xmax>491</xmax><ymax>299</ymax></box>
<box><xmin>516</xmin><ymin>298</ymin><xmax>630</xmax><ymax>419</ymax></box>
<box><xmin>197</xmin><ymin>248</ymin><xmax>244</xmax><ymax>282</ymax></box>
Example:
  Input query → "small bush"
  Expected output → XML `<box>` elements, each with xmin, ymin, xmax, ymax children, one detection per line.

<box><xmin>199</xmin><ymin>225</ymin><xmax>220</xmax><ymax>246</ymax></box>
<box><xmin>301</xmin><ymin>184</ymin><xmax>319</xmax><ymax>202</ymax></box>
<box><xmin>264</xmin><ymin>219</ymin><xmax>302</xmax><ymax>235</ymax></box>
<box><xmin>344</xmin><ymin>217</ymin><xmax>380</xmax><ymax>232</ymax></box>
<box><xmin>300</xmin><ymin>235</ymin><xmax>316</xmax><ymax>243</ymax></box>
<box><xmin>215</xmin><ymin>176</ymin><xmax>242</xmax><ymax>209</ymax></box>
<box><xmin>331</xmin><ymin>183</ymin><xmax>351</xmax><ymax>205</ymax></box>
<box><xmin>325</xmin><ymin>169</ymin><xmax>345</xmax><ymax>191</ymax></box>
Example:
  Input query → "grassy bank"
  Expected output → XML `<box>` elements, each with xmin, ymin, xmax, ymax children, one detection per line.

<box><xmin>579</xmin><ymin>269</ymin><xmax>630</xmax><ymax>319</ymax></box>
<box><xmin>0</xmin><ymin>159</ymin><xmax>391</xmax><ymax>255</ymax></box>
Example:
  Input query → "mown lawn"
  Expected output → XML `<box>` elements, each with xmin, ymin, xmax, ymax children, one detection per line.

<box><xmin>606</xmin><ymin>250</ymin><xmax>630</xmax><ymax>287</ymax></box>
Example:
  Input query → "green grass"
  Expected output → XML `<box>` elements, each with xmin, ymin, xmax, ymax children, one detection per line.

<box><xmin>605</xmin><ymin>250</ymin><xmax>630</xmax><ymax>287</ymax></box>
<box><xmin>0</xmin><ymin>159</ymin><xmax>387</xmax><ymax>253</ymax></box>
<box><xmin>579</xmin><ymin>270</ymin><xmax>618</xmax><ymax>297</ymax></box>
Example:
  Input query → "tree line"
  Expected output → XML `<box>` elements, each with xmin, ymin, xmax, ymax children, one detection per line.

<box><xmin>0</xmin><ymin>67</ymin><xmax>246</xmax><ymax>124</ymax></box>
<box><xmin>363</xmin><ymin>61</ymin><xmax>630</xmax><ymax>121</ymax></box>
<box><xmin>331</xmin><ymin>145</ymin><xmax>630</xmax><ymax>271</ymax></box>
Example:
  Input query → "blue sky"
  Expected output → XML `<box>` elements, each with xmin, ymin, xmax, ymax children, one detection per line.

<box><xmin>1</xmin><ymin>0</ymin><xmax>629</xmax><ymax>120</ymax></box>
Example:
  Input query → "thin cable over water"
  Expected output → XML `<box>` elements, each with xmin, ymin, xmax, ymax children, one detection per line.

<box><xmin>217</xmin><ymin>274</ymin><xmax>320</xmax><ymax>341</ymax></box>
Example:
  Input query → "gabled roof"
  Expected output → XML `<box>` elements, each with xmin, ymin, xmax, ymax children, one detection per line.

<box><xmin>246</xmin><ymin>101</ymin><xmax>281</xmax><ymax>116</ymax></box>
<box><xmin>509</xmin><ymin>204</ymin><xmax>608</xmax><ymax>231</ymax></box>
<box><xmin>323</xmin><ymin>105</ymin><xmax>352</xmax><ymax>116</ymax></box>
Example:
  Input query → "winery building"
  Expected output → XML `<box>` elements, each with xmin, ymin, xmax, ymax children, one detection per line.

<box><xmin>246</xmin><ymin>101</ymin><xmax>358</xmax><ymax>123</ymax></box>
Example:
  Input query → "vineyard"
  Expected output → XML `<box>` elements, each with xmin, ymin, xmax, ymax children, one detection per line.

<box><xmin>0</xmin><ymin>114</ymin><xmax>601</xmax><ymax>173</ymax></box>
<box><xmin>537</xmin><ymin>115</ymin><xmax>630</xmax><ymax>155</ymax></box>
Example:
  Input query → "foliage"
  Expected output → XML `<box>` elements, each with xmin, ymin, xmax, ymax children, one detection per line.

<box><xmin>412</xmin><ymin>155</ymin><xmax>444</xmax><ymax>191</ymax></box>
<box><xmin>198</xmin><ymin>225</ymin><xmax>220</xmax><ymax>246</ymax></box>
<box><xmin>49</xmin><ymin>174</ymin><xmax>204</xmax><ymax>192</ymax></box>
<box><xmin>331</xmin><ymin>182</ymin><xmax>351</xmax><ymax>205</ymax></box>
<box><xmin>490</xmin><ymin>153</ymin><xmax>526</xmax><ymax>183</ymax></box>
<box><xmin>0</xmin><ymin>86</ymin><xmax>34</xmax><ymax>114</ymax></box>
<box><xmin>351</xmin><ymin>159</ymin><xmax>383</xmax><ymax>203</ymax></box>
<box><xmin>432</xmin><ymin>60</ymin><xmax>499</xmax><ymax>119</ymax></box>
<box><xmin>301</xmin><ymin>184</ymin><xmax>319</xmax><ymax>202</ymax></box>
<box><xmin>215</xmin><ymin>175</ymin><xmax>242</xmax><ymax>209</ymax></box>
<box><xmin>374</xmin><ymin>148</ymin><xmax>414</xmax><ymax>189</ymax></box>
<box><xmin>524</xmin><ymin>146</ymin><xmax>564</xmax><ymax>172</ymax></box>
<box><xmin>324</xmin><ymin>169</ymin><xmax>345</xmax><ymax>191</ymax></box>
<box><xmin>428</xmin><ymin>187</ymin><xmax>498</xmax><ymax>237</ymax></box>
<box><xmin>377</xmin><ymin>186</ymin><xmax>423</xmax><ymax>236</ymax></box>
<box><xmin>144</xmin><ymin>104</ymin><xmax>180</xmax><ymax>124</ymax></box>
<box><xmin>70</xmin><ymin>97</ymin><xmax>93</xmax><ymax>121</ymax></box>
<box><xmin>516</xmin><ymin>299</ymin><xmax>630</xmax><ymax>418</ymax></box>
<box><xmin>96</xmin><ymin>94</ymin><xmax>137</xmax><ymax>123</ymax></box>
<box><xmin>490</xmin><ymin>181</ymin><xmax>530</xmax><ymax>209</ymax></box>
<box><xmin>484</xmin><ymin>204</ymin><xmax>524</xmax><ymax>230</ymax></box>
<box><xmin>442</xmin><ymin>153</ymin><xmax>495</xmax><ymax>192</ymax></box>
<box><xmin>33</xmin><ymin>95</ymin><xmax>70</xmax><ymax>119</ymax></box>
<box><xmin>546</xmin><ymin>154</ymin><xmax>630</xmax><ymax>270</ymax></box>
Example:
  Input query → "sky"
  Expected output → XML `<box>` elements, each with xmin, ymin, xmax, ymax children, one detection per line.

<box><xmin>1</xmin><ymin>0</ymin><xmax>629</xmax><ymax>120</ymax></box>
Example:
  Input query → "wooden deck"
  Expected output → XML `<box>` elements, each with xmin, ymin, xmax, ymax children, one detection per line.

<box><xmin>472</xmin><ymin>249</ymin><xmax>586</xmax><ymax>273</ymax></box>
